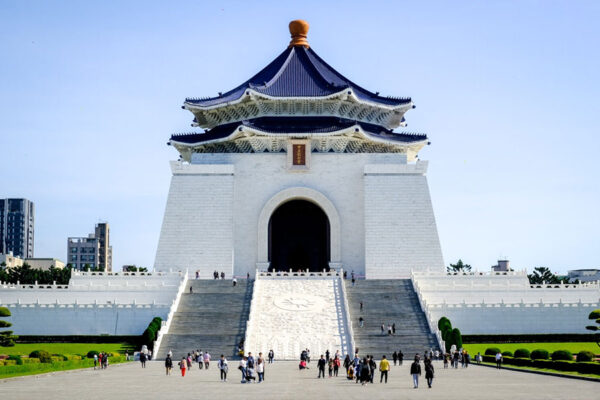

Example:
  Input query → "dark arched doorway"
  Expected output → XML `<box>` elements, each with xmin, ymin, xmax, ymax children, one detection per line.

<box><xmin>268</xmin><ymin>200</ymin><xmax>330</xmax><ymax>272</ymax></box>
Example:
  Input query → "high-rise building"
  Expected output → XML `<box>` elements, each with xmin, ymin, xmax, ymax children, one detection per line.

<box><xmin>67</xmin><ymin>222</ymin><xmax>112</xmax><ymax>271</ymax></box>
<box><xmin>0</xmin><ymin>198</ymin><xmax>35</xmax><ymax>258</ymax></box>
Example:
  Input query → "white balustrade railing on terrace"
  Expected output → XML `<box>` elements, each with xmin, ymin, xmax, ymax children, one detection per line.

<box><xmin>153</xmin><ymin>270</ymin><xmax>189</xmax><ymax>357</ymax></box>
<box><xmin>338</xmin><ymin>269</ymin><xmax>355</xmax><ymax>356</ymax></box>
<box><xmin>410</xmin><ymin>271</ymin><xmax>445</xmax><ymax>352</ymax></box>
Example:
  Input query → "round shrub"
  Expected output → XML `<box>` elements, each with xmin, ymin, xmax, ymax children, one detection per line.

<box><xmin>0</xmin><ymin>307</ymin><xmax>11</xmax><ymax>317</ymax></box>
<box><xmin>29</xmin><ymin>350</ymin><xmax>52</xmax><ymax>363</ymax></box>
<box><xmin>551</xmin><ymin>350</ymin><xmax>573</xmax><ymax>361</ymax></box>
<box><xmin>53</xmin><ymin>354</ymin><xmax>68</xmax><ymax>361</ymax></box>
<box><xmin>531</xmin><ymin>349</ymin><xmax>549</xmax><ymax>360</ymax></box>
<box><xmin>514</xmin><ymin>349</ymin><xmax>531</xmax><ymax>359</ymax></box>
<box><xmin>449</xmin><ymin>328</ymin><xmax>462</xmax><ymax>349</ymax></box>
<box><xmin>86</xmin><ymin>350</ymin><xmax>99</xmax><ymax>359</ymax></box>
<box><xmin>576</xmin><ymin>351</ymin><xmax>595</xmax><ymax>362</ymax></box>
<box><xmin>485</xmin><ymin>347</ymin><xmax>501</xmax><ymax>356</ymax></box>
<box><xmin>438</xmin><ymin>317</ymin><xmax>452</xmax><ymax>332</ymax></box>
<box><xmin>7</xmin><ymin>355</ymin><xmax>23</xmax><ymax>365</ymax></box>
<box><xmin>502</xmin><ymin>351</ymin><xmax>513</xmax><ymax>357</ymax></box>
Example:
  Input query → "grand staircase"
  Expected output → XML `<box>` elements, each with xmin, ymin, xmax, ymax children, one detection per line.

<box><xmin>345</xmin><ymin>279</ymin><xmax>440</xmax><ymax>357</ymax></box>
<box><xmin>157</xmin><ymin>279</ymin><xmax>253</xmax><ymax>360</ymax></box>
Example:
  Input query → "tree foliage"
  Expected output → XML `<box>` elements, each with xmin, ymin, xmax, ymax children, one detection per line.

<box><xmin>586</xmin><ymin>309</ymin><xmax>600</xmax><ymax>349</ymax></box>
<box><xmin>527</xmin><ymin>267</ymin><xmax>568</xmax><ymax>284</ymax></box>
<box><xmin>0</xmin><ymin>306</ymin><xmax>17</xmax><ymax>347</ymax></box>
<box><xmin>0</xmin><ymin>263</ymin><xmax>71</xmax><ymax>285</ymax></box>
<box><xmin>447</xmin><ymin>259</ymin><xmax>472</xmax><ymax>273</ymax></box>
<box><xmin>122</xmin><ymin>265</ymin><xmax>148</xmax><ymax>272</ymax></box>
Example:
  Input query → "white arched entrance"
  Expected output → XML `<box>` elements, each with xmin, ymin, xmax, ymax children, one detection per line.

<box><xmin>256</xmin><ymin>187</ymin><xmax>342</xmax><ymax>270</ymax></box>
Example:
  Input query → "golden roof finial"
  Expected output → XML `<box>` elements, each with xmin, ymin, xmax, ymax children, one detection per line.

<box><xmin>288</xmin><ymin>20</ymin><xmax>310</xmax><ymax>48</ymax></box>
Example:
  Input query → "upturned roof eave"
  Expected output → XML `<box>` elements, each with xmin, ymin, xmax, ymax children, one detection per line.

<box><xmin>169</xmin><ymin>123</ymin><xmax>427</xmax><ymax>148</ymax></box>
<box><xmin>184</xmin><ymin>88</ymin><xmax>413</xmax><ymax>112</ymax></box>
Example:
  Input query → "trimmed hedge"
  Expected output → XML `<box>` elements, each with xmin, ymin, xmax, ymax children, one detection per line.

<box><xmin>7</xmin><ymin>355</ymin><xmax>22</xmax><ymax>365</ymax></box>
<box><xmin>531</xmin><ymin>349</ymin><xmax>550</xmax><ymax>360</ymax></box>
<box><xmin>141</xmin><ymin>317</ymin><xmax>163</xmax><ymax>350</ymax></box>
<box><xmin>551</xmin><ymin>350</ymin><xmax>573</xmax><ymax>361</ymax></box>
<box><xmin>22</xmin><ymin>358</ymin><xmax>40</xmax><ymax>364</ymax></box>
<box><xmin>481</xmin><ymin>353</ymin><xmax>600</xmax><ymax>375</ymax></box>
<box><xmin>502</xmin><ymin>351</ymin><xmax>513</xmax><ymax>357</ymax></box>
<box><xmin>576</xmin><ymin>351</ymin><xmax>595</xmax><ymax>362</ymax></box>
<box><xmin>462</xmin><ymin>333</ymin><xmax>598</xmax><ymax>344</ymax></box>
<box><xmin>29</xmin><ymin>350</ymin><xmax>52</xmax><ymax>363</ymax></box>
<box><xmin>485</xmin><ymin>347</ymin><xmax>501</xmax><ymax>356</ymax></box>
<box><xmin>86</xmin><ymin>350</ymin><xmax>99</xmax><ymax>359</ymax></box>
<box><xmin>0</xmin><ymin>307</ymin><xmax>10</xmax><ymax>317</ymax></box>
<box><xmin>514</xmin><ymin>349</ymin><xmax>531</xmax><ymax>359</ymax></box>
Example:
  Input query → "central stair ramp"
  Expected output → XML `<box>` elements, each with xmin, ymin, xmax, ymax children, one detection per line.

<box><xmin>244</xmin><ymin>270</ymin><xmax>354</xmax><ymax>360</ymax></box>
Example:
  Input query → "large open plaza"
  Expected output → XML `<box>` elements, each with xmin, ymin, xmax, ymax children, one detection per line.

<box><xmin>1</xmin><ymin>360</ymin><xmax>598</xmax><ymax>400</ymax></box>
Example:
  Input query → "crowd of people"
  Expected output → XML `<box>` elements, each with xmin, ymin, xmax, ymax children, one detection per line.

<box><xmin>143</xmin><ymin>344</ymin><xmax>481</xmax><ymax>389</ymax></box>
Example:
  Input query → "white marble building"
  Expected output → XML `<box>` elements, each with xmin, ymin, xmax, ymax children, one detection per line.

<box><xmin>153</xmin><ymin>21</ymin><xmax>444</xmax><ymax>278</ymax></box>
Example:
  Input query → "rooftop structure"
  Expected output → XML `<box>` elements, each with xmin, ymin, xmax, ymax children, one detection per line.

<box><xmin>169</xmin><ymin>20</ymin><xmax>428</xmax><ymax>162</ymax></box>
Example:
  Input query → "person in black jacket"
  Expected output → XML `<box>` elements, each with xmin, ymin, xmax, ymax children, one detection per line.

<box><xmin>165</xmin><ymin>355</ymin><xmax>173</xmax><ymax>375</ymax></box>
<box><xmin>360</xmin><ymin>358</ymin><xmax>371</xmax><ymax>386</ymax></box>
<box><xmin>317</xmin><ymin>355</ymin><xmax>326</xmax><ymax>378</ymax></box>
<box><xmin>410</xmin><ymin>357</ymin><xmax>421</xmax><ymax>388</ymax></box>
<box><xmin>425</xmin><ymin>358</ymin><xmax>434</xmax><ymax>388</ymax></box>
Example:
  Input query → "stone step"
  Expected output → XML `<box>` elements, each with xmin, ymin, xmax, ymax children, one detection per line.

<box><xmin>157</xmin><ymin>280</ymin><xmax>253</xmax><ymax>360</ymax></box>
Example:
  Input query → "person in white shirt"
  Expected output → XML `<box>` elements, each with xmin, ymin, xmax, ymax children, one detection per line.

<box><xmin>204</xmin><ymin>352</ymin><xmax>211</xmax><ymax>369</ymax></box>
<box><xmin>218</xmin><ymin>355</ymin><xmax>228</xmax><ymax>381</ymax></box>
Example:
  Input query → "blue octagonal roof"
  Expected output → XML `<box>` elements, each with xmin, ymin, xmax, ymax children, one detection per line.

<box><xmin>185</xmin><ymin>46</ymin><xmax>411</xmax><ymax>108</ymax></box>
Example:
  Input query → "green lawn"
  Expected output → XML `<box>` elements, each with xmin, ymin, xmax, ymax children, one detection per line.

<box><xmin>478</xmin><ymin>361</ymin><xmax>600</xmax><ymax>380</ymax></box>
<box><xmin>0</xmin><ymin>356</ymin><xmax>130</xmax><ymax>379</ymax></box>
<box><xmin>465</xmin><ymin>342</ymin><xmax>599</xmax><ymax>355</ymax></box>
<box><xmin>0</xmin><ymin>342</ymin><xmax>136</xmax><ymax>356</ymax></box>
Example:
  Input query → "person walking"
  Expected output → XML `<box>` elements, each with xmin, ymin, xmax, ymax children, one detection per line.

<box><xmin>333</xmin><ymin>355</ymin><xmax>341</xmax><ymax>376</ymax></box>
<box><xmin>268</xmin><ymin>349</ymin><xmax>274</xmax><ymax>363</ymax></box>
<box><xmin>256</xmin><ymin>357</ymin><xmax>265</xmax><ymax>382</ymax></box>
<box><xmin>94</xmin><ymin>353</ymin><xmax>98</xmax><ymax>370</ymax></box>
<box><xmin>369</xmin><ymin>356</ymin><xmax>376</xmax><ymax>383</ymax></box>
<box><xmin>410</xmin><ymin>357</ymin><xmax>421</xmax><ymax>389</ymax></box>
<box><xmin>218</xmin><ymin>355</ymin><xmax>228</xmax><ymax>381</ymax></box>
<box><xmin>443</xmin><ymin>353</ymin><xmax>449</xmax><ymax>368</ymax></box>
<box><xmin>425</xmin><ymin>358</ymin><xmax>434</xmax><ymax>388</ymax></box>
<box><xmin>246</xmin><ymin>352</ymin><xmax>256</xmax><ymax>383</ymax></box>
<box><xmin>398</xmin><ymin>350</ymin><xmax>404</xmax><ymax>366</ymax></box>
<box><xmin>476</xmin><ymin>351</ymin><xmax>482</xmax><ymax>365</ymax></box>
<box><xmin>232</xmin><ymin>277</ymin><xmax>237</xmax><ymax>287</ymax></box>
<box><xmin>392</xmin><ymin>351</ymin><xmax>398</xmax><ymax>366</ymax></box>
<box><xmin>317</xmin><ymin>355</ymin><xmax>326</xmax><ymax>378</ymax></box>
<box><xmin>392</xmin><ymin>323</ymin><xmax>396</xmax><ymax>335</ymax></box>
<box><xmin>351</xmin><ymin>271</ymin><xmax>356</xmax><ymax>287</ymax></box>
<box><xmin>387</xmin><ymin>325</ymin><xmax>392</xmax><ymax>335</ymax></box>
<box><xmin>343</xmin><ymin>354</ymin><xmax>351</xmax><ymax>373</ymax></box>
<box><xmin>165</xmin><ymin>355</ymin><xmax>173</xmax><ymax>375</ymax></box>
<box><xmin>325</xmin><ymin>349</ymin><xmax>330</xmax><ymax>362</ymax></box>
<box><xmin>239</xmin><ymin>356</ymin><xmax>247</xmax><ymax>383</ymax></box>
<box><xmin>204</xmin><ymin>351</ymin><xmax>211</xmax><ymax>369</ymax></box>
<box><xmin>328</xmin><ymin>357</ymin><xmax>334</xmax><ymax>377</ymax></box>
<box><xmin>379</xmin><ymin>355</ymin><xmax>390</xmax><ymax>383</ymax></box>
<box><xmin>139</xmin><ymin>352</ymin><xmax>147</xmax><ymax>368</ymax></box>
<box><xmin>495</xmin><ymin>351</ymin><xmax>502</xmax><ymax>369</ymax></box>
<box><xmin>380</xmin><ymin>323</ymin><xmax>385</xmax><ymax>335</ymax></box>
<box><xmin>360</xmin><ymin>301</ymin><xmax>363</xmax><ymax>311</ymax></box>
<box><xmin>359</xmin><ymin>316</ymin><xmax>364</xmax><ymax>328</ymax></box>
<box><xmin>179</xmin><ymin>357</ymin><xmax>187</xmax><ymax>377</ymax></box>
<box><xmin>360</xmin><ymin>357</ymin><xmax>371</xmax><ymax>386</ymax></box>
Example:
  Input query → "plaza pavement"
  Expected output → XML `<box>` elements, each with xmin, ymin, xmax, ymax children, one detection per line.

<box><xmin>0</xmin><ymin>360</ymin><xmax>597</xmax><ymax>399</ymax></box>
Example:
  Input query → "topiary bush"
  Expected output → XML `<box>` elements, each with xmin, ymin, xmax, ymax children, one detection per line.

<box><xmin>28</xmin><ymin>350</ymin><xmax>52</xmax><ymax>363</ymax></box>
<box><xmin>551</xmin><ymin>350</ymin><xmax>573</xmax><ymax>361</ymax></box>
<box><xmin>502</xmin><ymin>351</ymin><xmax>513</xmax><ymax>357</ymax></box>
<box><xmin>86</xmin><ymin>350</ymin><xmax>99</xmax><ymax>359</ymax></box>
<box><xmin>514</xmin><ymin>349</ymin><xmax>531</xmax><ymax>359</ymax></box>
<box><xmin>450</xmin><ymin>328</ymin><xmax>462</xmax><ymax>349</ymax></box>
<box><xmin>485</xmin><ymin>347</ymin><xmax>501</xmax><ymax>356</ymax></box>
<box><xmin>438</xmin><ymin>317</ymin><xmax>452</xmax><ymax>333</ymax></box>
<box><xmin>7</xmin><ymin>355</ymin><xmax>23</xmax><ymax>365</ymax></box>
<box><xmin>52</xmin><ymin>354</ymin><xmax>68</xmax><ymax>361</ymax></box>
<box><xmin>531</xmin><ymin>349</ymin><xmax>549</xmax><ymax>360</ymax></box>
<box><xmin>0</xmin><ymin>306</ymin><xmax>17</xmax><ymax>347</ymax></box>
<box><xmin>575</xmin><ymin>351</ymin><xmax>595</xmax><ymax>362</ymax></box>
<box><xmin>0</xmin><ymin>307</ymin><xmax>10</xmax><ymax>317</ymax></box>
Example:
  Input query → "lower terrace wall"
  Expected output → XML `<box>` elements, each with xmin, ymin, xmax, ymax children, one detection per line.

<box><xmin>0</xmin><ymin>271</ymin><xmax>184</xmax><ymax>335</ymax></box>
<box><xmin>412</xmin><ymin>271</ymin><xmax>600</xmax><ymax>335</ymax></box>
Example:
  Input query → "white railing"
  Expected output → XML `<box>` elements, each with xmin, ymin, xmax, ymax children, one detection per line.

<box><xmin>338</xmin><ymin>269</ymin><xmax>355</xmax><ymax>356</ymax></box>
<box><xmin>256</xmin><ymin>269</ymin><xmax>342</xmax><ymax>279</ymax></box>
<box><xmin>72</xmin><ymin>270</ymin><xmax>182</xmax><ymax>277</ymax></box>
<box><xmin>411</xmin><ymin>272</ymin><xmax>445</xmax><ymax>352</ymax></box>
<box><xmin>153</xmin><ymin>270</ymin><xmax>189</xmax><ymax>357</ymax></box>
<box><xmin>412</xmin><ymin>269</ymin><xmax>528</xmax><ymax>277</ymax></box>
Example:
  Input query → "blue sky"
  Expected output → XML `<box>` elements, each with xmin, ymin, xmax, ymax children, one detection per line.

<box><xmin>1</xmin><ymin>1</ymin><xmax>598</xmax><ymax>273</ymax></box>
